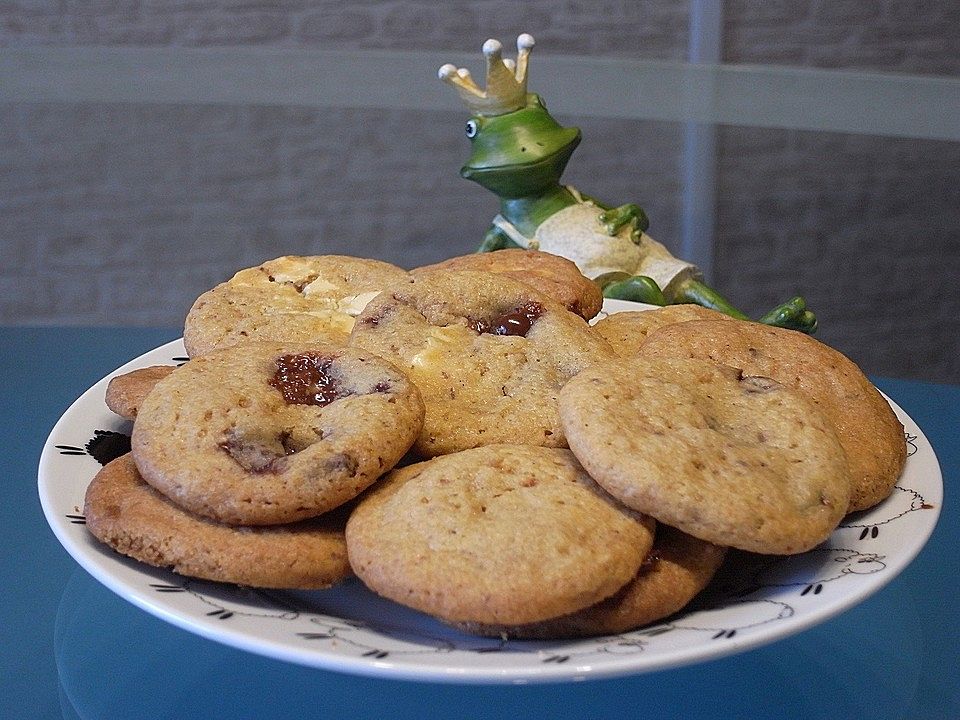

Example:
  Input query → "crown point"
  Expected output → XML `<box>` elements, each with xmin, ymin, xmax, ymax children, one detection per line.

<box><xmin>438</xmin><ymin>63</ymin><xmax>458</xmax><ymax>80</ymax></box>
<box><xmin>517</xmin><ymin>33</ymin><xmax>535</xmax><ymax>50</ymax></box>
<box><xmin>482</xmin><ymin>39</ymin><xmax>503</xmax><ymax>57</ymax></box>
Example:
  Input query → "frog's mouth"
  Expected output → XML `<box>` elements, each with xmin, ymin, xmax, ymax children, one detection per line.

<box><xmin>460</xmin><ymin>133</ymin><xmax>581</xmax><ymax>195</ymax></box>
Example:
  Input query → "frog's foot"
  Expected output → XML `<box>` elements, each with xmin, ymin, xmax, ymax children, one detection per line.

<box><xmin>595</xmin><ymin>273</ymin><xmax>667</xmax><ymax>306</ymax></box>
<box><xmin>598</xmin><ymin>204</ymin><xmax>650</xmax><ymax>244</ymax></box>
<box><xmin>477</xmin><ymin>225</ymin><xmax>522</xmax><ymax>252</ymax></box>
<box><xmin>759</xmin><ymin>296</ymin><xmax>818</xmax><ymax>334</ymax></box>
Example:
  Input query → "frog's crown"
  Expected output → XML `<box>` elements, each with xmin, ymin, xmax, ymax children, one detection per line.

<box><xmin>439</xmin><ymin>33</ymin><xmax>534</xmax><ymax>116</ymax></box>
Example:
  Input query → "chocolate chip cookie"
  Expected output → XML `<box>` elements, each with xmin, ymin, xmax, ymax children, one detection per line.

<box><xmin>345</xmin><ymin>445</ymin><xmax>656</xmax><ymax>625</ymax></box>
<box><xmin>560</xmin><ymin>356</ymin><xmax>852</xmax><ymax>554</ymax></box>
<box><xmin>85</xmin><ymin>454</ymin><xmax>352</xmax><ymax>589</ymax></box>
<box><xmin>131</xmin><ymin>340</ymin><xmax>424</xmax><ymax>525</ymax></box>
<box><xmin>412</xmin><ymin>248</ymin><xmax>604</xmax><ymax>320</ymax></box>
<box><xmin>637</xmin><ymin>319</ymin><xmax>907</xmax><ymax>512</ymax></box>
<box><xmin>183</xmin><ymin>255</ymin><xmax>410</xmax><ymax>357</ymax></box>
<box><xmin>349</xmin><ymin>270</ymin><xmax>617</xmax><ymax>456</ymax></box>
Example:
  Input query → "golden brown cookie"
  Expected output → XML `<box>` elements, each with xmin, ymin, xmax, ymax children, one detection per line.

<box><xmin>412</xmin><ymin>249</ymin><xmax>604</xmax><ymax>320</ymax></box>
<box><xmin>183</xmin><ymin>255</ymin><xmax>410</xmax><ymax>357</ymax></box>
<box><xmin>560</xmin><ymin>357</ymin><xmax>852</xmax><ymax>554</ymax></box>
<box><xmin>105</xmin><ymin>365</ymin><xmax>176</xmax><ymax>420</ymax></box>
<box><xmin>637</xmin><ymin>319</ymin><xmax>906</xmax><ymax>512</ymax></box>
<box><xmin>456</xmin><ymin>525</ymin><xmax>727</xmax><ymax>638</ymax></box>
<box><xmin>345</xmin><ymin>445</ymin><xmax>656</xmax><ymax>626</ymax></box>
<box><xmin>593</xmin><ymin>304</ymin><xmax>733</xmax><ymax>356</ymax></box>
<box><xmin>349</xmin><ymin>270</ymin><xmax>617</xmax><ymax>457</ymax></box>
<box><xmin>84</xmin><ymin>455</ymin><xmax>352</xmax><ymax>589</ymax></box>
<box><xmin>131</xmin><ymin>341</ymin><xmax>424</xmax><ymax>525</ymax></box>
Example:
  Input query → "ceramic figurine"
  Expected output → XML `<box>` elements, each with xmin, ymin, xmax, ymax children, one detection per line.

<box><xmin>439</xmin><ymin>34</ymin><xmax>816</xmax><ymax>333</ymax></box>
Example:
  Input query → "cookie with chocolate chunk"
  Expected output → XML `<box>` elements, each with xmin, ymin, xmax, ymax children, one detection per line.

<box><xmin>593</xmin><ymin>304</ymin><xmax>733</xmax><ymax>357</ymax></box>
<box><xmin>183</xmin><ymin>255</ymin><xmax>410</xmax><ymax>357</ymax></box>
<box><xmin>637</xmin><ymin>319</ymin><xmax>906</xmax><ymax>512</ymax></box>
<box><xmin>456</xmin><ymin>524</ymin><xmax>726</xmax><ymax>638</ymax></box>
<box><xmin>560</xmin><ymin>357</ymin><xmax>851</xmax><ymax>554</ymax></box>
<box><xmin>85</xmin><ymin>454</ymin><xmax>352</xmax><ymax>589</ymax></box>
<box><xmin>346</xmin><ymin>445</ymin><xmax>656</xmax><ymax>626</ymax></box>
<box><xmin>131</xmin><ymin>341</ymin><xmax>424</xmax><ymax>525</ymax></box>
<box><xmin>349</xmin><ymin>270</ymin><xmax>617</xmax><ymax>456</ymax></box>
<box><xmin>105</xmin><ymin>365</ymin><xmax>176</xmax><ymax>420</ymax></box>
<box><xmin>412</xmin><ymin>248</ymin><xmax>604</xmax><ymax>320</ymax></box>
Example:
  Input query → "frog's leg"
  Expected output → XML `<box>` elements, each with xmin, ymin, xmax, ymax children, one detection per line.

<box><xmin>596</xmin><ymin>272</ymin><xmax>667</xmax><ymax>306</ymax></box>
<box><xmin>670</xmin><ymin>277</ymin><xmax>818</xmax><ymax>334</ymax></box>
<box><xmin>477</xmin><ymin>224</ymin><xmax>522</xmax><ymax>253</ymax></box>
<box><xmin>756</xmin><ymin>296</ymin><xmax>818</xmax><ymax>334</ymax></box>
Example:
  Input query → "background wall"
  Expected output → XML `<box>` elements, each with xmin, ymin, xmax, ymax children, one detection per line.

<box><xmin>1</xmin><ymin>1</ymin><xmax>958</xmax><ymax>383</ymax></box>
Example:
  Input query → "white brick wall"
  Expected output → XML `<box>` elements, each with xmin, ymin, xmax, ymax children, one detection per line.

<box><xmin>1</xmin><ymin>1</ymin><xmax>958</xmax><ymax>382</ymax></box>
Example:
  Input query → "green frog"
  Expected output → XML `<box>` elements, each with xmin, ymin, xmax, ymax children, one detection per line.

<box><xmin>439</xmin><ymin>34</ymin><xmax>816</xmax><ymax>333</ymax></box>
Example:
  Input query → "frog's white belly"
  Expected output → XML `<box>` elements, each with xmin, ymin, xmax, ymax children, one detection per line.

<box><xmin>495</xmin><ymin>203</ymin><xmax>699</xmax><ymax>293</ymax></box>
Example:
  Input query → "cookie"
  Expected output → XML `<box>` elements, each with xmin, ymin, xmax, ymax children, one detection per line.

<box><xmin>456</xmin><ymin>525</ymin><xmax>726</xmax><ymax>638</ymax></box>
<box><xmin>183</xmin><ymin>255</ymin><xmax>410</xmax><ymax>357</ymax></box>
<box><xmin>593</xmin><ymin>304</ymin><xmax>733</xmax><ymax>357</ymax></box>
<box><xmin>560</xmin><ymin>357</ymin><xmax>852</xmax><ymax>554</ymax></box>
<box><xmin>412</xmin><ymin>248</ymin><xmax>604</xmax><ymax>320</ymax></box>
<box><xmin>349</xmin><ymin>270</ymin><xmax>617</xmax><ymax>456</ymax></box>
<box><xmin>131</xmin><ymin>340</ymin><xmax>424</xmax><ymax>525</ymax></box>
<box><xmin>84</xmin><ymin>455</ymin><xmax>352</xmax><ymax>589</ymax></box>
<box><xmin>637</xmin><ymin>319</ymin><xmax>906</xmax><ymax>512</ymax></box>
<box><xmin>345</xmin><ymin>445</ymin><xmax>656</xmax><ymax>625</ymax></box>
<box><xmin>105</xmin><ymin>365</ymin><xmax>176</xmax><ymax>420</ymax></box>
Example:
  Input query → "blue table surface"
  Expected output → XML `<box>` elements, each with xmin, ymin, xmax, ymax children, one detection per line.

<box><xmin>2</xmin><ymin>327</ymin><xmax>957</xmax><ymax>720</ymax></box>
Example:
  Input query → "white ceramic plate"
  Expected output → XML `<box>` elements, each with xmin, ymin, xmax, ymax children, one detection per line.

<box><xmin>38</xmin><ymin>302</ymin><xmax>943</xmax><ymax>684</ymax></box>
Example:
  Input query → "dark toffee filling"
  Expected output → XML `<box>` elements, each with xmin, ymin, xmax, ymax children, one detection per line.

<box><xmin>269</xmin><ymin>352</ymin><xmax>347</xmax><ymax>406</ymax></box>
<box><xmin>471</xmin><ymin>301</ymin><xmax>545</xmax><ymax>337</ymax></box>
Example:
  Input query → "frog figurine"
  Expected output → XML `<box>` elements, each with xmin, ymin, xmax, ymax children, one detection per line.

<box><xmin>439</xmin><ymin>34</ymin><xmax>816</xmax><ymax>333</ymax></box>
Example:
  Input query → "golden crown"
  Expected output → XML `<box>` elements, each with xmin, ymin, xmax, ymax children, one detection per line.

<box><xmin>438</xmin><ymin>33</ymin><xmax>535</xmax><ymax>116</ymax></box>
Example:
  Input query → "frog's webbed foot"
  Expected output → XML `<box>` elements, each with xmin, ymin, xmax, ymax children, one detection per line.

<box><xmin>595</xmin><ymin>272</ymin><xmax>667</xmax><ymax>305</ymax></box>
<box><xmin>759</xmin><ymin>296</ymin><xmax>818</xmax><ymax>334</ymax></box>
<box><xmin>598</xmin><ymin>204</ymin><xmax>650</xmax><ymax>244</ymax></box>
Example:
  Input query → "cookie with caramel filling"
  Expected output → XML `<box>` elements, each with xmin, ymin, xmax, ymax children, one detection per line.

<box><xmin>412</xmin><ymin>248</ymin><xmax>604</xmax><ymax>320</ymax></box>
<box><xmin>349</xmin><ymin>271</ymin><xmax>617</xmax><ymax>456</ymax></box>
<box><xmin>131</xmin><ymin>341</ymin><xmax>424</xmax><ymax>525</ymax></box>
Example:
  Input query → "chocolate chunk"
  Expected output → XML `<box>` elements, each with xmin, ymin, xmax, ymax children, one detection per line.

<box><xmin>269</xmin><ymin>353</ymin><xmax>347</xmax><ymax>406</ymax></box>
<box><xmin>472</xmin><ymin>301</ymin><xmax>545</xmax><ymax>337</ymax></box>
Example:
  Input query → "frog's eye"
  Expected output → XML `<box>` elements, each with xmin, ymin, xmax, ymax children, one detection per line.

<box><xmin>465</xmin><ymin>119</ymin><xmax>479</xmax><ymax>138</ymax></box>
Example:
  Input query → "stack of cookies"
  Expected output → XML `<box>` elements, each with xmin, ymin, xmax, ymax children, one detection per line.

<box><xmin>85</xmin><ymin>250</ymin><xmax>906</xmax><ymax>638</ymax></box>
